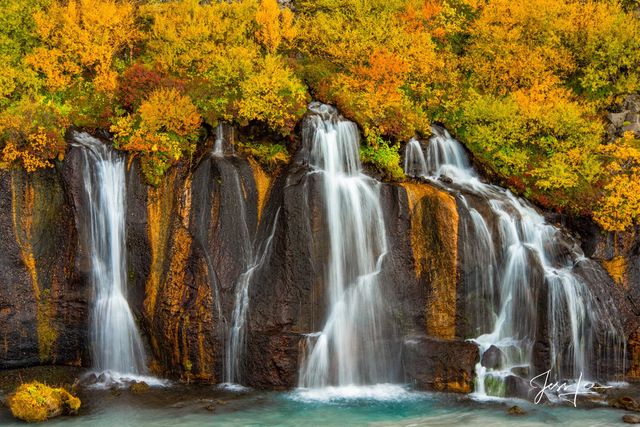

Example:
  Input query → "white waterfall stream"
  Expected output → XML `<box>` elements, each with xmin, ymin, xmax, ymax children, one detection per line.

<box><xmin>73</xmin><ymin>132</ymin><xmax>148</xmax><ymax>384</ymax></box>
<box><xmin>224</xmin><ymin>208</ymin><xmax>280</xmax><ymax>386</ymax></box>
<box><xmin>298</xmin><ymin>103</ymin><xmax>395</xmax><ymax>390</ymax></box>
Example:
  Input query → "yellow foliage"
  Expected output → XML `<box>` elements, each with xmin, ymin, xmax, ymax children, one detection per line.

<box><xmin>237</xmin><ymin>54</ymin><xmax>309</xmax><ymax>134</ymax></box>
<box><xmin>8</xmin><ymin>382</ymin><xmax>80</xmax><ymax>423</ymax></box>
<box><xmin>141</xmin><ymin>0</ymin><xmax>306</xmax><ymax>132</ymax></box>
<box><xmin>0</xmin><ymin>98</ymin><xmax>68</xmax><ymax>171</ymax></box>
<box><xmin>465</xmin><ymin>0</ymin><xmax>575</xmax><ymax>95</ymax></box>
<box><xmin>111</xmin><ymin>88</ymin><xmax>201</xmax><ymax>185</ymax></box>
<box><xmin>141</xmin><ymin>0</ymin><xmax>257</xmax><ymax>77</ymax></box>
<box><xmin>594</xmin><ymin>133</ymin><xmax>640</xmax><ymax>231</ymax></box>
<box><xmin>297</xmin><ymin>0</ymin><xmax>438</xmax><ymax>141</ymax></box>
<box><xmin>27</xmin><ymin>0</ymin><xmax>139</xmax><ymax>93</ymax></box>
<box><xmin>139</xmin><ymin>88</ymin><xmax>201</xmax><ymax>138</ymax></box>
<box><xmin>255</xmin><ymin>0</ymin><xmax>297</xmax><ymax>53</ymax></box>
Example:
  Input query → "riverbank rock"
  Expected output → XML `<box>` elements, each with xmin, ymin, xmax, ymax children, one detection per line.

<box><xmin>403</xmin><ymin>336</ymin><xmax>479</xmax><ymax>393</ymax></box>
<box><xmin>129</xmin><ymin>381</ymin><xmax>150</xmax><ymax>394</ymax></box>
<box><xmin>505</xmin><ymin>374</ymin><xmax>532</xmax><ymax>400</ymax></box>
<box><xmin>610</xmin><ymin>396</ymin><xmax>640</xmax><ymax>412</ymax></box>
<box><xmin>7</xmin><ymin>381</ymin><xmax>80</xmax><ymax>422</ymax></box>
<box><xmin>507</xmin><ymin>405</ymin><xmax>526</xmax><ymax>416</ymax></box>
<box><xmin>624</xmin><ymin>414</ymin><xmax>640</xmax><ymax>424</ymax></box>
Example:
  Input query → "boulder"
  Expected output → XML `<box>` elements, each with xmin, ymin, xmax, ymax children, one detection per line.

<box><xmin>624</xmin><ymin>94</ymin><xmax>640</xmax><ymax>113</ymax></box>
<box><xmin>7</xmin><ymin>381</ymin><xmax>80</xmax><ymax>422</ymax></box>
<box><xmin>508</xmin><ymin>405</ymin><xmax>526</xmax><ymax>416</ymax></box>
<box><xmin>505</xmin><ymin>374</ymin><xmax>532</xmax><ymax>400</ymax></box>
<box><xmin>481</xmin><ymin>345</ymin><xmax>504</xmax><ymax>370</ymax></box>
<box><xmin>609</xmin><ymin>111</ymin><xmax>628</xmax><ymax>128</ymax></box>
<box><xmin>129</xmin><ymin>381</ymin><xmax>150</xmax><ymax>394</ymax></box>
<box><xmin>610</xmin><ymin>396</ymin><xmax>640</xmax><ymax>412</ymax></box>
<box><xmin>624</xmin><ymin>414</ymin><xmax>640</xmax><ymax>424</ymax></box>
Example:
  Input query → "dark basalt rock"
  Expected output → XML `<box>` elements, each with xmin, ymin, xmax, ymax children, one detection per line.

<box><xmin>1</xmin><ymin>124</ymin><xmax>637</xmax><ymax>392</ymax></box>
<box><xmin>403</xmin><ymin>336</ymin><xmax>479</xmax><ymax>393</ymax></box>
<box><xmin>0</xmin><ymin>165</ymin><xmax>87</xmax><ymax>369</ymax></box>
<box><xmin>505</xmin><ymin>374</ymin><xmax>532</xmax><ymax>400</ymax></box>
<box><xmin>481</xmin><ymin>345</ymin><xmax>504</xmax><ymax>370</ymax></box>
<box><xmin>378</xmin><ymin>184</ymin><xmax>425</xmax><ymax>338</ymax></box>
<box><xmin>245</xmin><ymin>331</ymin><xmax>302</xmax><ymax>389</ymax></box>
<box><xmin>245</xmin><ymin>161</ymin><xmax>423</xmax><ymax>387</ymax></box>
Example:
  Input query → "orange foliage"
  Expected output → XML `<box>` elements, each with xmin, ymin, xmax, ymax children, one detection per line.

<box><xmin>0</xmin><ymin>98</ymin><xmax>68</xmax><ymax>172</ymax></box>
<box><xmin>594</xmin><ymin>133</ymin><xmax>640</xmax><ymax>231</ymax></box>
<box><xmin>26</xmin><ymin>0</ymin><xmax>139</xmax><ymax>93</ymax></box>
<box><xmin>255</xmin><ymin>0</ymin><xmax>297</xmax><ymax>53</ymax></box>
<box><xmin>111</xmin><ymin>88</ymin><xmax>201</xmax><ymax>185</ymax></box>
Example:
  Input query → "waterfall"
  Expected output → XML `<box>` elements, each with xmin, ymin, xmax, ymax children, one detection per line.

<box><xmin>298</xmin><ymin>102</ymin><xmax>394</xmax><ymax>389</ymax></box>
<box><xmin>403</xmin><ymin>138</ymin><xmax>428</xmax><ymax>178</ymax></box>
<box><xmin>72</xmin><ymin>132</ymin><xmax>147</xmax><ymax>380</ymax></box>
<box><xmin>213</xmin><ymin>123</ymin><xmax>225</xmax><ymax>156</ymax></box>
<box><xmin>224</xmin><ymin>208</ymin><xmax>280</xmax><ymax>385</ymax></box>
<box><xmin>213</xmin><ymin>123</ymin><xmax>234</xmax><ymax>157</ymax></box>
<box><xmin>404</xmin><ymin>127</ymin><xmax>626</xmax><ymax>395</ymax></box>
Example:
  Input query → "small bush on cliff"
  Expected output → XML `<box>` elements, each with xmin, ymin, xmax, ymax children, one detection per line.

<box><xmin>8</xmin><ymin>381</ymin><xmax>81</xmax><ymax>423</ymax></box>
<box><xmin>111</xmin><ymin>88</ymin><xmax>201</xmax><ymax>185</ymax></box>
<box><xmin>360</xmin><ymin>138</ymin><xmax>405</xmax><ymax>181</ymax></box>
<box><xmin>237</xmin><ymin>140</ymin><xmax>290</xmax><ymax>171</ymax></box>
<box><xmin>0</xmin><ymin>98</ymin><xmax>68</xmax><ymax>172</ymax></box>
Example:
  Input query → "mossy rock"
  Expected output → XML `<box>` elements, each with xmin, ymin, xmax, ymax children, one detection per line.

<box><xmin>7</xmin><ymin>381</ymin><xmax>81</xmax><ymax>422</ymax></box>
<box><xmin>129</xmin><ymin>381</ymin><xmax>150</xmax><ymax>394</ymax></box>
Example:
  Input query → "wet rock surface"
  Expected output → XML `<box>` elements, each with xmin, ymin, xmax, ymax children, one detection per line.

<box><xmin>0</xmin><ymin>126</ymin><xmax>638</xmax><ymax>391</ymax></box>
<box><xmin>481</xmin><ymin>345</ymin><xmax>504</xmax><ymax>370</ymax></box>
<box><xmin>0</xmin><ymin>165</ymin><xmax>87</xmax><ymax>369</ymax></box>
<box><xmin>403</xmin><ymin>336</ymin><xmax>479</xmax><ymax>393</ymax></box>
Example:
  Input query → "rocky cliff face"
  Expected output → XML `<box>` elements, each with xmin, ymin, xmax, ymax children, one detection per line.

<box><xmin>0</xmin><ymin>167</ymin><xmax>86</xmax><ymax>369</ymax></box>
<box><xmin>0</xmin><ymin>129</ymin><xmax>638</xmax><ymax>392</ymax></box>
<box><xmin>571</xmin><ymin>221</ymin><xmax>640</xmax><ymax>380</ymax></box>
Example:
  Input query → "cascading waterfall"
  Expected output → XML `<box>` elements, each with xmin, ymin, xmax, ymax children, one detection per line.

<box><xmin>213</xmin><ymin>123</ymin><xmax>235</xmax><ymax>157</ymax></box>
<box><xmin>213</xmin><ymin>123</ymin><xmax>225</xmax><ymax>156</ymax></box>
<box><xmin>403</xmin><ymin>138</ymin><xmax>428</xmax><ymax>178</ymax></box>
<box><xmin>207</xmin><ymin>129</ymin><xmax>256</xmax><ymax>386</ymax></box>
<box><xmin>298</xmin><ymin>103</ymin><xmax>395</xmax><ymax>389</ymax></box>
<box><xmin>224</xmin><ymin>208</ymin><xmax>280</xmax><ymax>385</ymax></box>
<box><xmin>404</xmin><ymin>127</ymin><xmax>625</xmax><ymax>396</ymax></box>
<box><xmin>72</xmin><ymin>132</ymin><xmax>147</xmax><ymax>380</ymax></box>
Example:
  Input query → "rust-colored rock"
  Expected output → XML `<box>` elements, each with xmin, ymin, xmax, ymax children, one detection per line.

<box><xmin>402</xmin><ymin>182</ymin><xmax>458</xmax><ymax>340</ymax></box>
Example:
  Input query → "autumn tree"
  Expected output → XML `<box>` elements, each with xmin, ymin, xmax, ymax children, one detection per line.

<box><xmin>594</xmin><ymin>132</ymin><xmax>640</xmax><ymax>231</ymax></box>
<box><xmin>111</xmin><ymin>88</ymin><xmax>201</xmax><ymax>185</ymax></box>
<box><xmin>141</xmin><ymin>0</ymin><xmax>308</xmax><ymax>134</ymax></box>
<box><xmin>0</xmin><ymin>97</ymin><xmax>68</xmax><ymax>171</ymax></box>
<box><xmin>27</xmin><ymin>0</ymin><xmax>139</xmax><ymax>94</ymax></box>
<box><xmin>296</xmin><ymin>0</ymin><xmax>438</xmax><ymax>146</ymax></box>
<box><xmin>255</xmin><ymin>0</ymin><xmax>297</xmax><ymax>53</ymax></box>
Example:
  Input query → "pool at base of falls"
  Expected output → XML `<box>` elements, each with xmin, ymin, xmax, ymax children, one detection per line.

<box><xmin>1</xmin><ymin>382</ymin><xmax>633</xmax><ymax>427</ymax></box>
